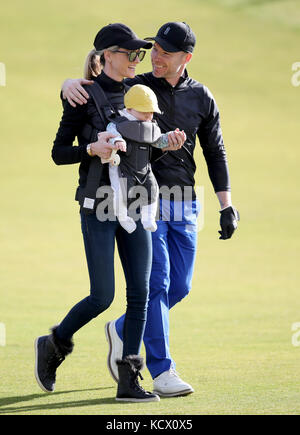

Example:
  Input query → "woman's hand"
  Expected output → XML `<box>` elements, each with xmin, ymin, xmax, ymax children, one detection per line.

<box><xmin>90</xmin><ymin>132</ymin><xmax>118</xmax><ymax>159</ymax></box>
<box><xmin>163</xmin><ymin>128</ymin><xmax>186</xmax><ymax>151</ymax></box>
<box><xmin>62</xmin><ymin>78</ymin><xmax>94</xmax><ymax>107</ymax></box>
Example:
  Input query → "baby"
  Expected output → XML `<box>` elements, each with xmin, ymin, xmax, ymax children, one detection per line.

<box><xmin>101</xmin><ymin>84</ymin><xmax>186</xmax><ymax>233</ymax></box>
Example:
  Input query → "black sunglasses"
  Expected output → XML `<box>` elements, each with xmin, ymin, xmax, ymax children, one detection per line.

<box><xmin>113</xmin><ymin>50</ymin><xmax>146</xmax><ymax>62</ymax></box>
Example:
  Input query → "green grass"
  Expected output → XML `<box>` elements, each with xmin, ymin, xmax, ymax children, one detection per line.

<box><xmin>1</xmin><ymin>0</ymin><xmax>300</xmax><ymax>415</ymax></box>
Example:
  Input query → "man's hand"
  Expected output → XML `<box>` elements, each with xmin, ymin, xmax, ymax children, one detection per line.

<box><xmin>163</xmin><ymin>128</ymin><xmax>186</xmax><ymax>151</ymax></box>
<box><xmin>62</xmin><ymin>78</ymin><xmax>94</xmax><ymax>107</ymax></box>
<box><xmin>218</xmin><ymin>206</ymin><xmax>240</xmax><ymax>240</ymax></box>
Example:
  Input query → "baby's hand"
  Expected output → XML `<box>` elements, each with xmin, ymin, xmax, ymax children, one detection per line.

<box><xmin>115</xmin><ymin>140</ymin><xmax>126</xmax><ymax>153</ymax></box>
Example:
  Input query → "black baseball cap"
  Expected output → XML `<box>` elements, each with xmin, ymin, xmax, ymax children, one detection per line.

<box><xmin>94</xmin><ymin>23</ymin><xmax>153</xmax><ymax>51</ymax></box>
<box><xmin>146</xmin><ymin>22</ymin><xmax>196</xmax><ymax>53</ymax></box>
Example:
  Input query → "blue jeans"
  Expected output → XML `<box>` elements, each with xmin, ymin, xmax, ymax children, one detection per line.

<box><xmin>56</xmin><ymin>212</ymin><xmax>152</xmax><ymax>357</ymax></box>
<box><xmin>115</xmin><ymin>199</ymin><xmax>200</xmax><ymax>378</ymax></box>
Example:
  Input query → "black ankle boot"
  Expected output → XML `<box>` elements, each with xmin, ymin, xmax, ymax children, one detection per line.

<box><xmin>34</xmin><ymin>326</ymin><xmax>73</xmax><ymax>393</ymax></box>
<box><xmin>116</xmin><ymin>355</ymin><xmax>160</xmax><ymax>402</ymax></box>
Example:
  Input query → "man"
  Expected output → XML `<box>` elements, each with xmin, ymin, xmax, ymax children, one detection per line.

<box><xmin>62</xmin><ymin>22</ymin><xmax>239</xmax><ymax>397</ymax></box>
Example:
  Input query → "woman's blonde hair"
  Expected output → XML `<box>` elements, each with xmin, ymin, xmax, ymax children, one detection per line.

<box><xmin>83</xmin><ymin>46</ymin><xmax>119</xmax><ymax>79</ymax></box>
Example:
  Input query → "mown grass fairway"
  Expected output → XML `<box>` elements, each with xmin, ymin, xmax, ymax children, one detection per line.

<box><xmin>0</xmin><ymin>0</ymin><xmax>300</xmax><ymax>415</ymax></box>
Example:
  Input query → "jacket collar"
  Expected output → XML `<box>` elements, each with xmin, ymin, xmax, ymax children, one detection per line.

<box><xmin>150</xmin><ymin>69</ymin><xmax>189</xmax><ymax>90</ymax></box>
<box><xmin>95</xmin><ymin>71</ymin><xmax>126</xmax><ymax>93</ymax></box>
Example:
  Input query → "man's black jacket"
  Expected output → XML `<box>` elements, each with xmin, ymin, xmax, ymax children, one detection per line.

<box><xmin>126</xmin><ymin>71</ymin><xmax>230</xmax><ymax>198</ymax></box>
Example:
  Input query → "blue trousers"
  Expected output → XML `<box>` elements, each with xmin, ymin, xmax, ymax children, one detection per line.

<box><xmin>116</xmin><ymin>199</ymin><xmax>199</xmax><ymax>378</ymax></box>
<box><xmin>56</xmin><ymin>212</ymin><xmax>152</xmax><ymax>357</ymax></box>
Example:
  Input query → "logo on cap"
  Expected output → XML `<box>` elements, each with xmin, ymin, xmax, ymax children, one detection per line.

<box><xmin>164</xmin><ymin>27</ymin><xmax>171</xmax><ymax>35</ymax></box>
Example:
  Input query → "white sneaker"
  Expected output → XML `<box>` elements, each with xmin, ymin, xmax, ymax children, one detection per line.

<box><xmin>104</xmin><ymin>320</ymin><xmax>123</xmax><ymax>383</ymax></box>
<box><xmin>153</xmin><ymin>368</ymin><xmax>194</xmax><ymax>397</ymax></box>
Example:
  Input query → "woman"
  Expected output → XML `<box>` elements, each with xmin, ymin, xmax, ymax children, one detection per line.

<box><xmin>34</xmin><ymin>23</ymin><xmax>159</xmax><ymax>402</ymax></box>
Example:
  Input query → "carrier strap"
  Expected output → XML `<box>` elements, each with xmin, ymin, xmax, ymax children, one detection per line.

<box><xmin>79</xmin><ymin>82</ymin><xmax>117</xmax><ymax>214</ymax></box>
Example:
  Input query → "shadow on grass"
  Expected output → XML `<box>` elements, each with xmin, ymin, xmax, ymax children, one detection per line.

<box><xmin>0</xmin><ymin>387</ymin><xmax>117</xmax><ymax>414</ymax></box>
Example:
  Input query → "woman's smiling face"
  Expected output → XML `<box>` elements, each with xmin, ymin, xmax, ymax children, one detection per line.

<box><xmin>103</xmin><ymin>49</ymin><xmax>142</xmax><ymax>81</ymax></box>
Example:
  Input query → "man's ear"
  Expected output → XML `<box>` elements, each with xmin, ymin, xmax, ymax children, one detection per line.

<box><xmin>185</xmin><ymin>53</ymin><xmax>193</xmax><ymax>64</ymax></box>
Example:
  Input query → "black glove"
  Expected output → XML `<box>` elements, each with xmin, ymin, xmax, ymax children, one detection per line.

<box><xmin>218</xmin><ymin>206</ymin><xmax>240</xmax><ymax>240</ymax></box>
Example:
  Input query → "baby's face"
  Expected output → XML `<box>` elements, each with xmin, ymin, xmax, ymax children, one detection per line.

<box><xmin>127</xmin><ymin>108</ymin><xmax>154</xmax><ymax>122</ymax></box>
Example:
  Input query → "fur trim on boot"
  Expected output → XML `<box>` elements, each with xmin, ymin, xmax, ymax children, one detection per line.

<box><xmin>50</xmin><ymin>326</ymin><xmax>74</xmax><ymax>357</ymax></box>
<box><xmin>116</xmin><ymin>354</ymin><xmax>144</xmax><ymax>372</ymax></box>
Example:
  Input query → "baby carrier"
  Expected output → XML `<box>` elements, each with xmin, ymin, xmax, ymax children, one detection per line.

<box><xmin>78</xmin><ymin>82</ymin><xmax>160</xmax><ymax>214</ymax></box>
<box><xmin>114</xmin><ymin>117</ymin><xmax>160</xmax><ymax>207</ymax></box>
